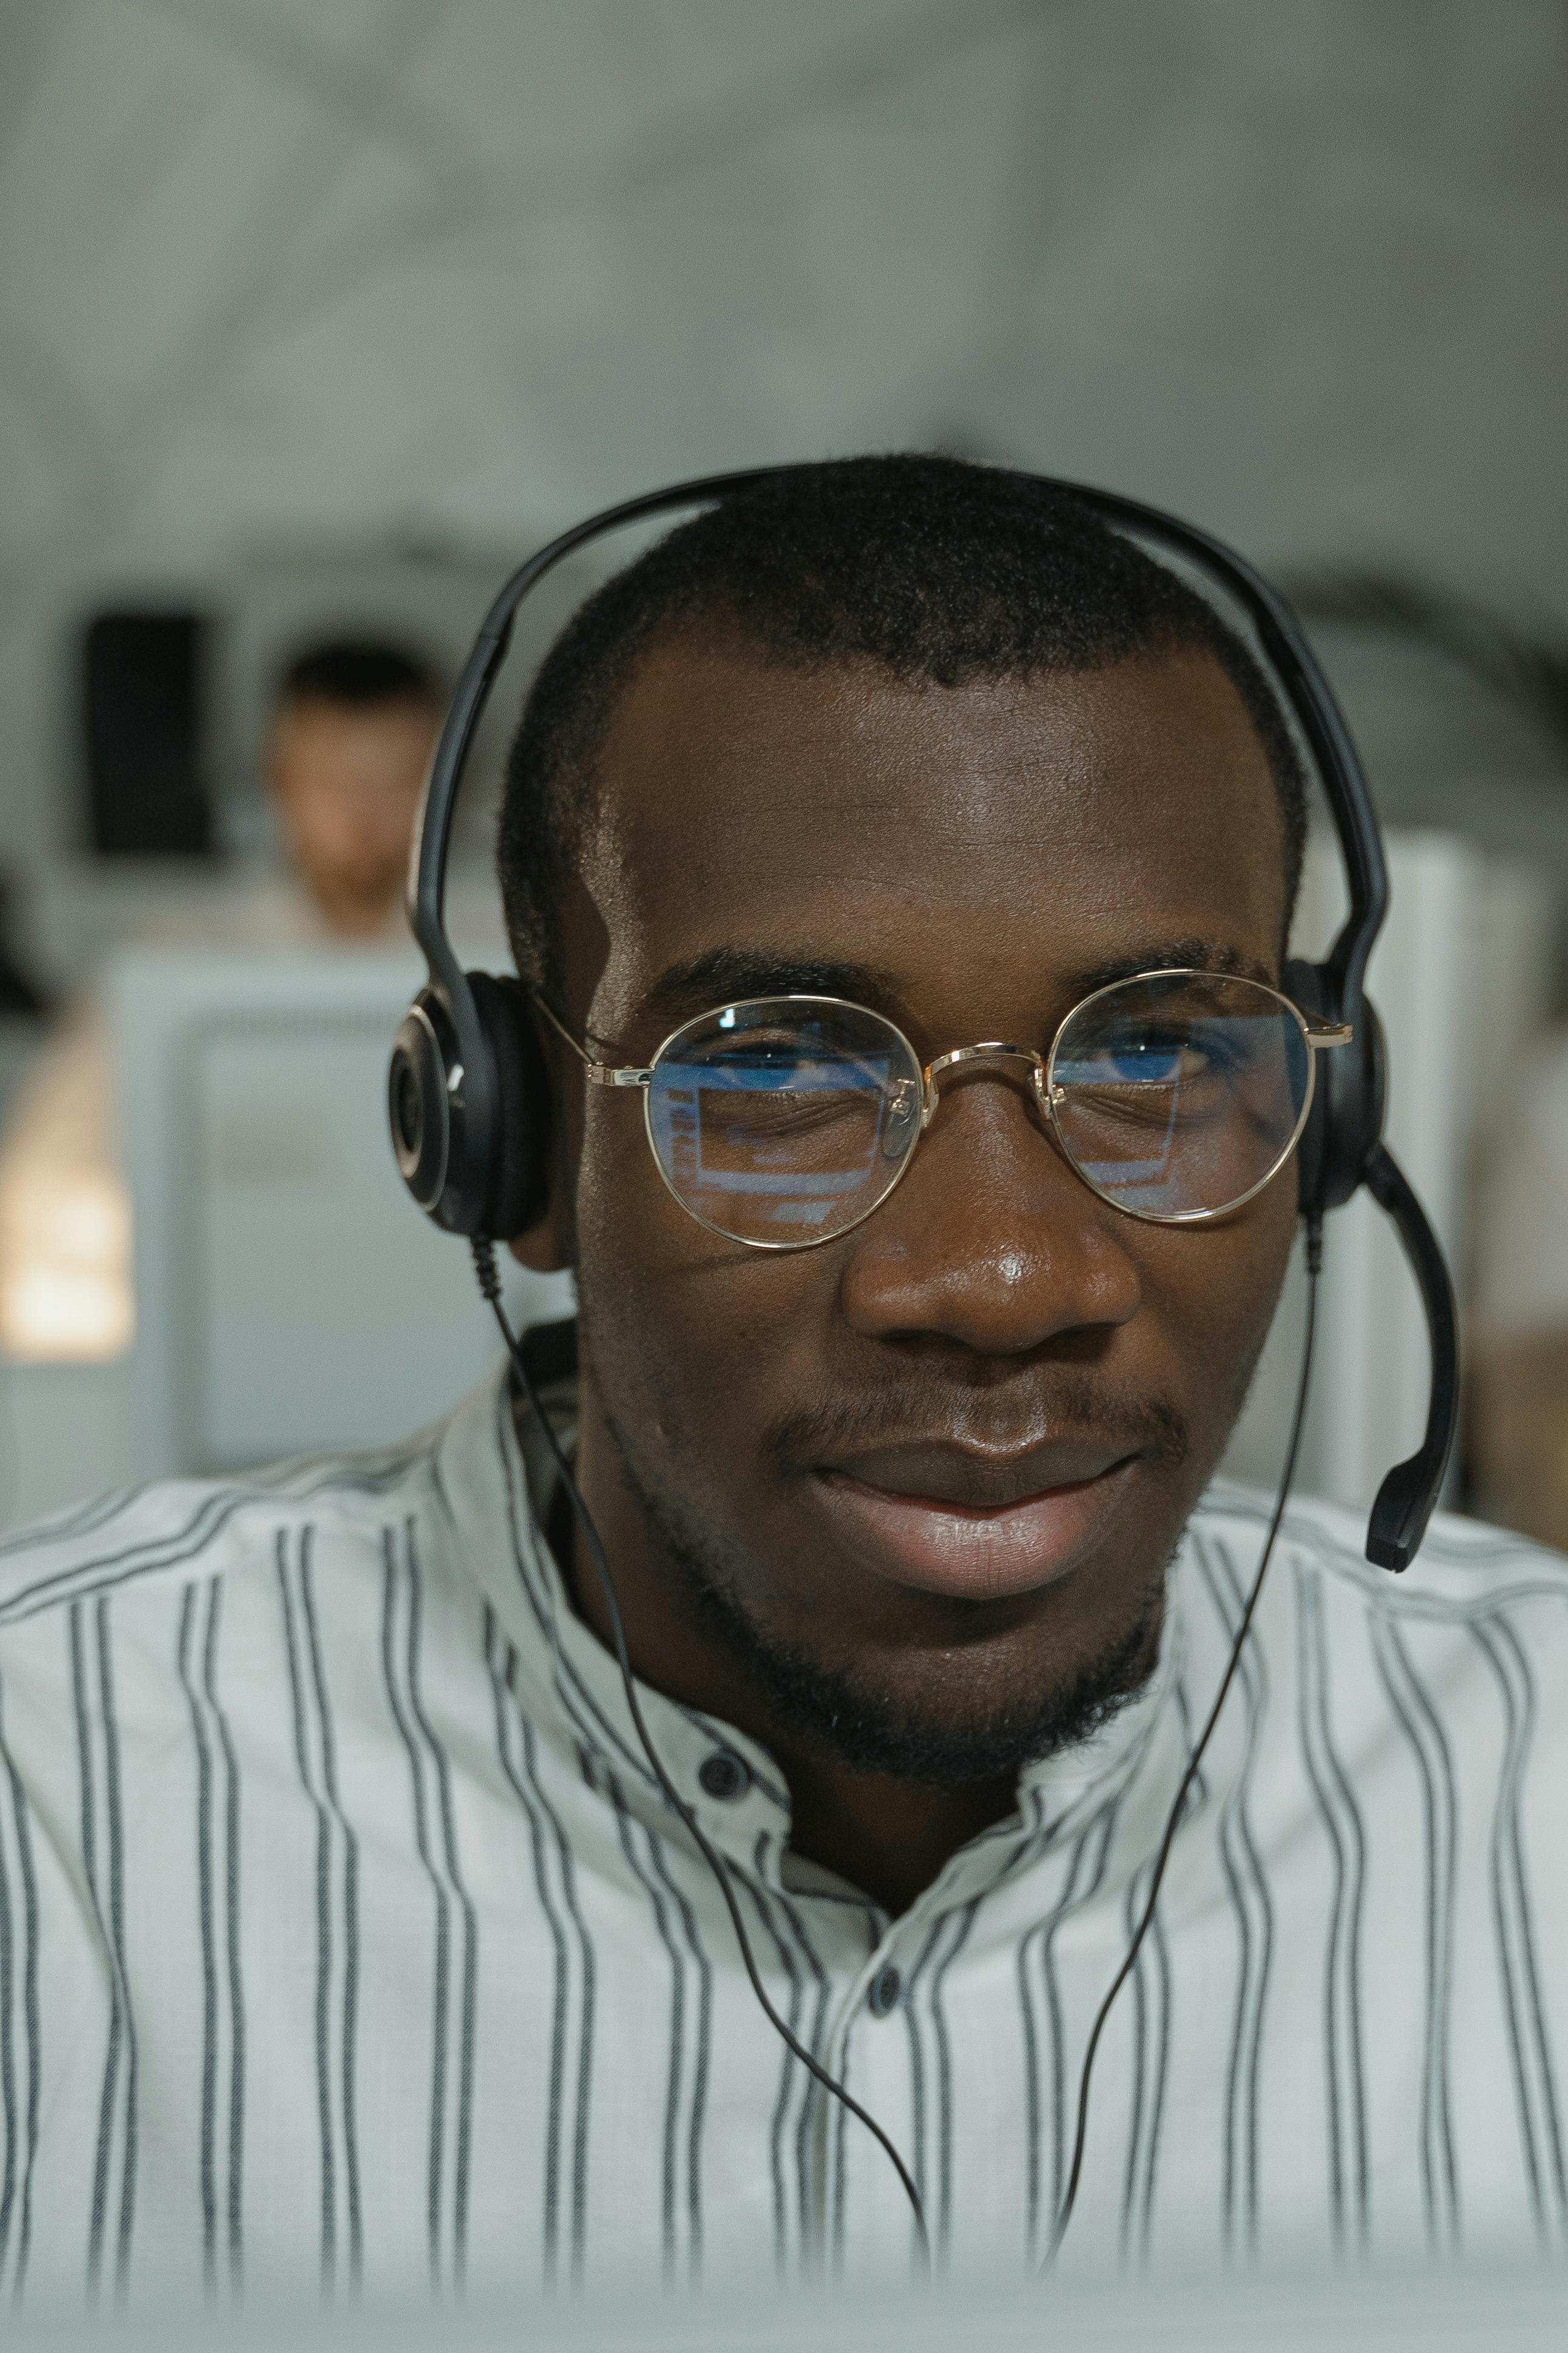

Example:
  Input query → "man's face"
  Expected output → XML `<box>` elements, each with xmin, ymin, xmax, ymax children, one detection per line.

<box><xmin>269</xmin><ymin>695</ymin><xmax>438</xmax><ymax>934</ymax></box>
<box><xmin>542</xmin><ymin>638</ymin><xmax>1297</xmax><ymax>1779</ymax></box>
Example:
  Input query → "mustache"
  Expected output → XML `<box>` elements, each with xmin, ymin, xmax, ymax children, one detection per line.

<box><xmin>762</xmin><ymin>1368</ymin><xmax>1189</xmax><ymax>1472</ymax></box>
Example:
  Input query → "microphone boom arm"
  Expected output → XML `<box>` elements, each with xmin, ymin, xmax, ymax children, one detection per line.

<box><xmin>1362</xmin><ymin>1142</ymin><xmax>1461</xmax><ymax>1570</ymax></box>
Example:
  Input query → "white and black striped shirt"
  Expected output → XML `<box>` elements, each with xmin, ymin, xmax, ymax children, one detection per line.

<box><xmin>0</xmin><ymin>1328</ymin><xmax>1564</xmax><ymax>2308</ymax></box>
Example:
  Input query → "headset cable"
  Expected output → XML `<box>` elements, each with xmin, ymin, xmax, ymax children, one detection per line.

<box><xmin>472</xmin><ymin>1237</ymin><xmax>932</xmax><ymax>2274</ymax></box>
<box><xmin>1044</xmin><ymin>1211</ymin><xmax>1323</xmax><ymax>2264</ymax></box>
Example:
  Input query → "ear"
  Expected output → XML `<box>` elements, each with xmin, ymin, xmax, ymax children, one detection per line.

<box><xmin>507</xmin><ymin>1202</ymin><xmax>571</xmax><ymax>1274</ymax></box>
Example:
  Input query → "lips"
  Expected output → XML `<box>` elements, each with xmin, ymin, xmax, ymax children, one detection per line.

<box><xmin>807</xmin><ymin>1438</ymin><xmax>1140</xmax><ymax>1603</ymax></box>
<box><xmin>829</xmin><ymin>1438</ymin><xmax>1129</xmax><ymax>1510</ymax></box>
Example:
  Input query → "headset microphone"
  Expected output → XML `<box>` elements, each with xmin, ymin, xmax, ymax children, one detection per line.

<box><xmin>387</xmin><ymin>464</ymin><xmax>1463</xmax><ymax>2264</ymax></box>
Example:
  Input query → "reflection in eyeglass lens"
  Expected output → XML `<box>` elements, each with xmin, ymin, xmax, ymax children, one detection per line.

<box><xmin>647</xmin><ymin>1007</ymin><xmax>923</xmax><ymax>1237</ymax></box>
<box><xmin>1051</xmin><ymin>978</ymin><xmax>1308</xmax><ymax>1217</ymax></box>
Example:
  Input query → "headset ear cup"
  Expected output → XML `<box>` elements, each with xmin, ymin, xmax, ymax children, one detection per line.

<box><xmin>467</xmin><ymin>972</ymin><xmax>551</xmax><ymax>1240</ymax></box>
<box><xmin>1286</xmin><ymin>956</ymin><xmax>1385</xmax><ymax>1214</ymax></box>
<box><xmin>390</xmin><ymin>987</ymin><xmax>468</xmax><ymax>1230</ymax></box>
<box><xmin>389</xmin><ymin>973</ymin><xmax>550</xmax><ymax>1239</ymax></box>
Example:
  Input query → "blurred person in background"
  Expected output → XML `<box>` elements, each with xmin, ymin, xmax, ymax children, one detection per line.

<box><xmin>0</xmin><ymin>635</ymin><xmax>443</xmax><ymax>1363</ymax></box>
<box><xmin>266</xmin><ymin>637</ymin><xmax>443</xmax><ymax>940</ymax></box>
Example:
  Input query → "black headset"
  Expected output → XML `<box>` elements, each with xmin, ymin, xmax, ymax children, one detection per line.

<box><xmin>389</xmin><ymin>465</ymin><xmax>1460</xmax><ymax>1573</ymax></box>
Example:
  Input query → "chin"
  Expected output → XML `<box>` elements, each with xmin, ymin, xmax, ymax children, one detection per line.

<box><xmin>696</xmin><ymin>1569</ymin><xmax>1165</xmax><ymax>1789</ymax></box>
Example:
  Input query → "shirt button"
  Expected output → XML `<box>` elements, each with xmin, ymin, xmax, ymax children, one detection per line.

<box><xmin>698</xmin><ymin>1750</ymin><xmax>751</xmax><ymax>1801</ymax></box>
<box><xmin>867</xmin><ymin>1965</ymin><xmax>902</xmax><ymax>2017</ymax></box>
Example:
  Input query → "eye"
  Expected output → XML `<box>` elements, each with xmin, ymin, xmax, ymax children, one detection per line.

<box><xmin>1096</xmin><ymin>1028</ymin><xmax>1207</xmax><ymax>1085</ymax></box>
<box><xmin>1107</xmin><ymin>1040</ymin><xmax>1178</xmax><ymax>1083</ymax></box>
<box><xmin>708</xmin><ymin>1039</ymin><xmax>801</xmax><ymax>1069</ymax></box>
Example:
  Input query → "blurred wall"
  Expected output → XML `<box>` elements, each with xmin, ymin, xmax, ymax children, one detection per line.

<box><xmin>1</xmin><ymin>0</ymin><xmax>1565</xmax><ymax>918</ymax></box>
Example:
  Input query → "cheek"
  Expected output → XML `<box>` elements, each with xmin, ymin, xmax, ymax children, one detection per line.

<box><xmin>1145</xmin><ymin>1181</ymin><xmax>1298</xmax><ymax>1439</ymax></box>
<box><xmin>296</xmin><ymin>802</ymin><xmax>356</xmax><ymax>857</ymax></box>
<box><xmin>571</xmin><ymin>1097</ymin><xmax>826</xmax><ymax>1439</ymax></box>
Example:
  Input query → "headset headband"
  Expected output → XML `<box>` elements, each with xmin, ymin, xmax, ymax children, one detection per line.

<box><xmin>409</xmin><ymin>465</ymin><xmax>1388</xmax><ymax>1015</ymax></box>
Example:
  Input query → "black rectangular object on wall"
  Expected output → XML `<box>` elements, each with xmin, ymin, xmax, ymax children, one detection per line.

<box><xmin>82</xmin><ymin>609</ymin><xmax>215</xmax><ymax>857</ymax></box>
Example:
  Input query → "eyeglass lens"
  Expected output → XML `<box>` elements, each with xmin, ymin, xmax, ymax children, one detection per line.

<box><xmin>643</xmin><ymin>977</ymin><xmax>1309</xmax><ymax>1245</ymax></box>
<box><xmin>1049</xmin><ymin>972</ymin><xmax>1310</xmax><ymax>1220</ymax></box>
<box><xmin>646</xmin><ymin>1001</ymin><xmax>923</xmax><ymax>1242</ymax></box>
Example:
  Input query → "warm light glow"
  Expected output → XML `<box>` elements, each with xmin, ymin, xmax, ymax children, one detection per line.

<box><xmin>0</xmin><ymin>1170</ymin><xmax>133</xmax><ymax>1363</ymax></box>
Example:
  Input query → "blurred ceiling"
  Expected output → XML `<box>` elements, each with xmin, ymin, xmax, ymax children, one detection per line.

<box><xmin>0</xmin><ymin>0</ymin><xmax>1564</xmax><ymax>595</ymax></box>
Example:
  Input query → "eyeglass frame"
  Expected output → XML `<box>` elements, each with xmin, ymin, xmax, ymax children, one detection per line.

<box><xmin>532</xmin><ymin>971</ymin><xmax>1353</xmax><ymax>1250</ymax></box>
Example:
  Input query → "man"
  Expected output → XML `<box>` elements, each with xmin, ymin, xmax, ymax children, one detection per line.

<box><xmin>265</xmin><ymin>639</ymin><xmax>443</xmax><ymax>940</ymax></box>
<box><xmin>0</xmin><ymin>459</ymin><xmax>1562</xmax><ymax>2306</ymax></box>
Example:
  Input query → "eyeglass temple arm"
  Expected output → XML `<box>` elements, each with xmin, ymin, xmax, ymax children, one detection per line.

<box><xmin>530</xmin><ymin>992</ymin><xmax>651</xmax><ymax>1086</ymax></box>
<box><xmin>1361</xmin><ymin>1142</ymin><xmax>1461</xmax><ymax>1571</ymax></box>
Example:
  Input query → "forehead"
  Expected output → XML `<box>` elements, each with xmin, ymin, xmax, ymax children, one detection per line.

<box><xmin>272</xmin><ymin>697</ymin><xmax>436</xmax><ymax>771</ymax></box>
<box><xmin>567</xmin><ymin>639</ymin><xmax>1289</xmax><ymax>1033</ymax></box>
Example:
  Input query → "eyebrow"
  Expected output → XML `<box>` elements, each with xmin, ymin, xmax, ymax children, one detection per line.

<box><xmin>642</xmin><ymin>946</ymin><xmax>907</xmax><ymax>1020</ymax></box>
<box><xmin>638</xmin><ymin>936</ymin><xmax>1276</xmax><ymax>1030</ymax></box>
<box><xmin>1069</xmin><ymin>939</ymin><xmax>1276</xmax><ymax>994</ymax></box>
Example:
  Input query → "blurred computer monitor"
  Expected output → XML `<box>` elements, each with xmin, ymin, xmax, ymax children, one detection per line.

<box><xmin>112</xmin><ymin>946</ymin><xmax>572</xmax><ymax>1481</ymax></box>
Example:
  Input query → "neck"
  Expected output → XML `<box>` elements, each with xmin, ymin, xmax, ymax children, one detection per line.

<box><xmin>307</xmin><ymin>880</ymin><xmax>399</xmax><ymax>938</ymax></box>
<box><xmin>536</xmin><ymin>1397</ymin><xmax>1018</xmax><ymax>1917</ymax></box>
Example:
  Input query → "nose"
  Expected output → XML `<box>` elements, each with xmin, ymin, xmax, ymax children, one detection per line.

<box><xmin>839</xmin><ymin>1064</ymin><xmax>1143</xmax><ymax>1355</ymax></box>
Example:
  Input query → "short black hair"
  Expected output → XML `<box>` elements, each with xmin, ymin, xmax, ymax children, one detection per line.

<box><xmin>499</xmin><ymin>455</ymin><xmax>1307</xmax><ymax>991</ymax></box>
<box><xmin>277</xmin><ymin>636</ymin><xmax>442</xmax><ymax>712</ymax></box>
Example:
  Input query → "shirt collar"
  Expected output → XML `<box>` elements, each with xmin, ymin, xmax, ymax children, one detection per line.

<box><xmin>432</xmin><ymin>1331</ymin><xmax>1189</xmax><ymax>1915</ymax></box>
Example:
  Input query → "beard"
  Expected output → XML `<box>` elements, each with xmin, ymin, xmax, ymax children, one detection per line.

<box><xmin>653</xmin><ymin>1542</ymin><xmax>1161</xmax><ymax>1786</ymax></box>
<box><xmin>580</xmin><ymin>1356</ymin><xmax>1170</xmax><ymax>1793</ymax></box>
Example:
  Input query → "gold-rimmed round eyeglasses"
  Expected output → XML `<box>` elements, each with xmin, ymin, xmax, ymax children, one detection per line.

<box><xmin>534</xmin><ymin>971</ymin><xmax>1352</xmax><ymax>1250</ymax></box>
